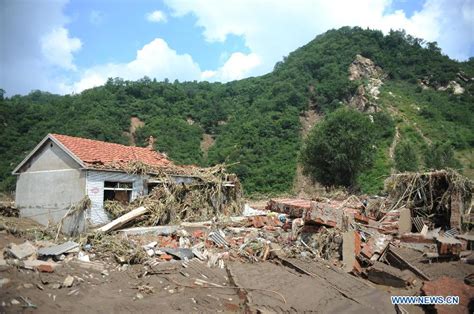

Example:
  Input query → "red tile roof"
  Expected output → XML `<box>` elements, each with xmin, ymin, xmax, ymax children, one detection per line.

<box><xmin>51</xmin><ymin>133</ymin><xmax>171</xmax><ymax>169</ymax></box>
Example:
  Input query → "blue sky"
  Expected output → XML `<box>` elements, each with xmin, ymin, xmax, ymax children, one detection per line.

<box><xmin>1</xmin><ymin>0</ymin><xmax>473</xmax><ymax>96</ymax></box>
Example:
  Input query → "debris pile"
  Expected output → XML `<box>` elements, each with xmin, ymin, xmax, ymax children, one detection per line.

<box><xmin>104</xmin><ymin>164</ymin><xmax>243</xmax><ymax>227</ymax></box>
<box><xmin>0</xmin><ymin>201</ymin><xmax>18</xmax><ymax>217</ymax></box>
<box><xmin>384</xmin><ymin>169</ymin><xmax>472</xmax><ymax>231</ymax></box>
<box><xmin>1</xmin><ymin>169</ymin><xmax>472</xmax><ymax>313</ymax></box>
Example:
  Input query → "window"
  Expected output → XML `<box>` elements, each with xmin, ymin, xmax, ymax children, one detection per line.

<box><xmin>103</xmin><ymin>181</ymin><xmax>133</xmax><ymax>204</ymax></box>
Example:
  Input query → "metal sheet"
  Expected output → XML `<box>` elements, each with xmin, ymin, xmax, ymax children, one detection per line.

<box><xmin>38</xmin><ymin>241</ymin><xmax>79</xmax><ymax>256</ymax></box>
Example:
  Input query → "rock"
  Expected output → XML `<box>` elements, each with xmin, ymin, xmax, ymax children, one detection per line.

<box><xmin>0</xmin><ymin>278</ymin><xmax>11</xmax><ymax>288</ymax></box>
<box><xmin>348</xmin><ymin>54</ymin><xmax>384</xmax><ymax>81</ymax></box>
<box><xmin>63</xmin><ymin>275</ymin><xmax>74</xmax><ymax>288</ymax></box>
<box><xmin>8</xmin><ymin>241</ymin><xmax>36</xmax><ymax>260</ymax></box>
<box><xmin>120</xmin><ymin>264</ymin><xmax>129</xmax><ymax>272</ymax></box>
<box><xmin>348</xmin><ymin>55</ymin><xmax>385</xmax><ymax>112</ymax></box>
<box><xmin>438</xmin><ymin>80</ymin><xmax>465</xmax><ymax>95</ymax></box>
<box><xmin>450</xmin><ymin>81</ymin><xmax>464</xmax><ymax>95</ymax></box>
<box><xmin>101</xmin><ymin>270</ymin><xmax>109</xmax><ymax>276</ymax></box>
<box><xmin>11</xmin><ymin>299</ymin><xmax>20</xmax><ymax>305</ymax></box>
<box><xmin>49</xmin><ymin>283</ymin><xmax>60</xmax><ymax>289</ymax></box>
<box><xmin>135</xmin><ymin>292</ymin><xmax>144</xmax><ymax>300</ymax></box>
<box><xmin>77</xmin><ymin>251</ymin><xmax>90</xmax><ymax>262</ymax></box>
<box><xmin>23</xmin><ymin>283</ymin><xmax>34</xmax><ymax>289</ymax></box>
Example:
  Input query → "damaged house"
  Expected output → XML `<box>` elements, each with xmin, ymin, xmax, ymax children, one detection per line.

<box><xmin>12</xmin><ymin>133</ymin><xmax>240</xmax><ymax>233</ymax></box>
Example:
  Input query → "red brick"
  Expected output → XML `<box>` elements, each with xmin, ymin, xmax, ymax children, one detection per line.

<box><xmin>400</xmin><ymin>234</ymin><xmax>436</xmax><ymax>244</ymax></box>
<box><xmin>361</xmin><ymin>238</ymin><xmax>375</xmax><ymax>259</ymax></box>
<box><xmin>263</xmin><ymin>225</ymin><xmax>276</xmax><ymax>231</ymax></box>
<box><xmin>192</xmin><ymin>230</ymin><xmax>205</xmax><ymax>238</ymax></box>
<box><xmin>37</xmin><ymin>264</ymin><xmax>55</xmax><ymax>273</ymax></box>
<box><xmin>354</xmin><ymin>232</ymin><xmax>361</xmax><ymax>256</ymax></box>
<box><xmin>354</xmin><ymin>213</ymin><xmax>369</xmax><ymax>224</ymax></box>
<box><xmin>159</xmin><ymin>254</ymin><xmax>173</xmax><ymax>261</ymax></box>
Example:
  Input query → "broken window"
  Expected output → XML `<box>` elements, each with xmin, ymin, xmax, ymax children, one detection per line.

<box><xmin>103</xmin><ymin>181</ymin><xmax>133</xmax><ymax>204</ymax></box>
<box><xmin>147</xmin><ymin>183</ymin><xmax>159</xmax><ymax>193</ymax></box>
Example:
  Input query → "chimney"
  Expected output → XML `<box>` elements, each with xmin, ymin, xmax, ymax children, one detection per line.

<box><xmin>147</xmin><ymin>136</ymin><xmax>155</xmax><ymax>150</ymax></box>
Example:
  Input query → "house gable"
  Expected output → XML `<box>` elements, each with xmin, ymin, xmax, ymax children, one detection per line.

<box><xmin>13</xmin><ymin>135</ymin><xmax>84</xmax><ymax>174</ymax></box>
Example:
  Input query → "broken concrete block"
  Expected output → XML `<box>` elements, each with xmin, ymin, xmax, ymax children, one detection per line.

<box><xmin>163</xmin><ymin>248</ymin><xmax>194</xmax><ymax>260</ymax></box>
<box><xmin>305</xmin><ymin>203</ymin><xmax>338</xmax><ymax>227</ymax></box>
<box><xmin>63</xmin><ymin>275</ymin><xmax>74</xmax><ymax>287</ymax></box>
<box><xmin>266</xmin><ymin>198</ymin><xmax>311</xmax><ymax>218</ymax></box>
<box><xmin>398</xmin><ymin>207</ymin><xmax>411</xmax><ymax>234</ymax></box>
<box><xmin>342</xmin><ymin>230</ymin><xmax>361</xmax><ymax>273</ymax></box>
<box><xmin>367</xmin><ymin>261</ymin><xmax>413</xmax><ymax>288</ymax></box>
<box><xmin>420</xmin><ymin>225</ymin><xmax>428</xmax><ymax>237</ymax></box>
<box><xmin>8</xmin><ymin>241</ymin><xmax>36</xmax><ymax>260</ymax></box>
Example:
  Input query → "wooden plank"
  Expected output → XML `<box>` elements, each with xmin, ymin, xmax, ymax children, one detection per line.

<box><xmin>96</xmin><ymin>206</ymin><xmax>147</xmax><ymax>233</ymax></box>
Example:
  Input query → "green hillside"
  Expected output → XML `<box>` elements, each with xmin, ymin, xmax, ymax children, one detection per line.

<box><xmin>1</xmin><ymin>27</ymin><xmax>473</xmax><ymax>194</ymax></box>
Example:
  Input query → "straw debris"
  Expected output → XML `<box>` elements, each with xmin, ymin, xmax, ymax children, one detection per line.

<box><xmin>104</xmin><ymin>164</ymin><xmax>243</xmax><ymax>227</ymax></box>
<box><xmin>384</xmin><ymin>169</ymin><xmax>472</xmax><ymax>230</ymax></box>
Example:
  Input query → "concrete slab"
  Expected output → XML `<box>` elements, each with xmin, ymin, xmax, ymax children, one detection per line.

<box><xmin>8</xmin><ymin>241</ymin><xmax>36</xmax><ymax>260</ymax></box>
<box><xmin>343</xmin><ymin>230</ymin><xmax>361</xmax><ymax>273</ymax></box>
<box><xmin>398</xmin><ymin>207</ymin><xmax>411</xmax><ymax>234</ymax></box>
<box><xmin>367</xmin><ymin>261</ymin><xmax>413</xmax><ymax>288</ymax></box>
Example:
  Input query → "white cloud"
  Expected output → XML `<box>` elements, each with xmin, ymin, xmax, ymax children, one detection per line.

<box><xmin>67</xmin><ymin>38</ymin><xmax>201</xmax><ymax>92</ymax></box>
<box><xmin>165</xmin><ymin>0</ymin><xmax>473</xmax><ymax>78</ymax></box>
<box><xmin>205</xmin><ymin>52</ymin><xmax>261</xmax><ymax>81</ymax></box>
<box><xmin>146</xmin><ymin>10</ymin><xmax>168</xmax><ymax>23</ymax></box>
<box><xmin>2</xmin><ymin>0</ymin><xmax>472</xmax><ymax>96</ymax></box>
<box><xmin>41</xmin><ymin>27</ymin><xmax>82</xmax><ymax>70</ymax></box>
<box><xmin>0</xmin><ymin>0</ymin><xmax>77</xmax><ymax>95</ymax></box>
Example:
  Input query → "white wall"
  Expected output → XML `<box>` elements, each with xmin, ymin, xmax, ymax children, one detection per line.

<box><xmin>86</xmin><ymin>170</ymin><xmax>145</xmax><ymax>225</ymax></box>
<box><xmin>15</xmin><ymin>139</ymin><xmax>86</xmax><ymax>234</ymax></box>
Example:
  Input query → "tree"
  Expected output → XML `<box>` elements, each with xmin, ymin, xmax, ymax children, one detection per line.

<box><xmin>395</xmin><ymin>141</ymin><xmax>419</xmax><ymax>172</ymax></box>
<box><xmin>425</xmin><ymin>142</ymin><xmax>460</xmax><ymax>170</ymax></box>
<box><xmin>300</xmin><ymin>107</ymin><xmax>375</xmax><ymax>187</ymax></box>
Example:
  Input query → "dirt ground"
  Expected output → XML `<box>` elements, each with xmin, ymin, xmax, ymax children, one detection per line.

<box><xmin>1</xmin><ymin>217</ymin><xmax>473</xmax><ymax>313</ymax></box>
<box><xmin>1</xmin><ymin>252</ymin><xmax>244</xmax><ymax>313</ymax></box>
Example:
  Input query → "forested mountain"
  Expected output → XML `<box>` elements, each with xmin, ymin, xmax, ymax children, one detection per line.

<box><xmin>1</xmin><ymin>27</ymin><xmax>473</xmax><ymax>194</ymax></box>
